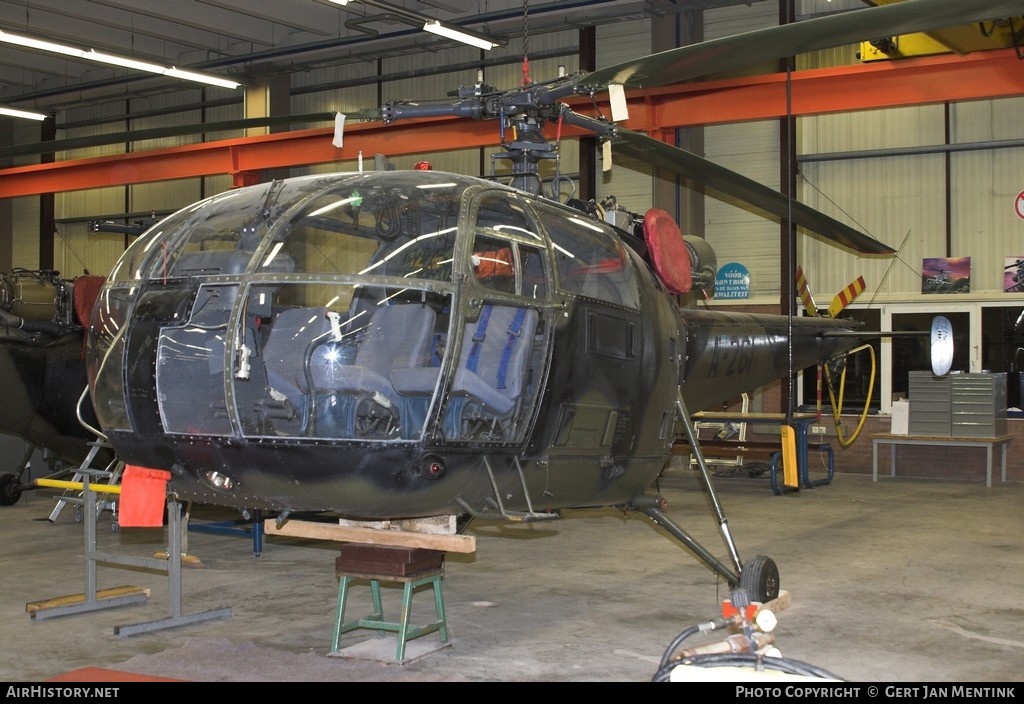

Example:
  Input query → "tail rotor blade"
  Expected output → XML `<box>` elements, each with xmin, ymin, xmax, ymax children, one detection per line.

<box><xmin>795</xmin><ymin>266</ymin><xmax>819</xmax><ymax>317</ymax></box>
<box><xmin>828</xmin><ymin>276</ymin><xmax>866</xmax><ymax>319</ymax></box>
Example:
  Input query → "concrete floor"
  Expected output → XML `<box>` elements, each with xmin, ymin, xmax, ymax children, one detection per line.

<box><xmin>1</xmin><ymin>456</ymin><xmax>1022</xmax><ymax>683</ymax></box>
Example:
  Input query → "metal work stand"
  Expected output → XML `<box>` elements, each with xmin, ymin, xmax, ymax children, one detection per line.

<box><xmin>331</xmin><ymin>568</ymin><xmax>449</xmax><ymax>663</ymax></box>
<box><xmin>29</xmin><ymin>472</ymin><xmax>232</xmax><ymax>636</ymax></box>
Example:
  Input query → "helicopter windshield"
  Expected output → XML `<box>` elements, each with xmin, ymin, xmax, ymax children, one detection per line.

<box><xmin>89</xmin><ymin>171</ymin><xmax>552</xmax><ymax>447</ymax></box>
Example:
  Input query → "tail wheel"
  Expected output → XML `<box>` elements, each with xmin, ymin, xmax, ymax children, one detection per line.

<box><xmin>740</xmin><ymin>554</ymin><xmax>780</xmax><ymax>603</ymax></box>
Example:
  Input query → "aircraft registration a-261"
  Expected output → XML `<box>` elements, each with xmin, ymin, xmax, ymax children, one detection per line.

<box><xmin>80</xmin><ymin>0</ymin><xmax>995</xmax><ymax>603</ymax></box>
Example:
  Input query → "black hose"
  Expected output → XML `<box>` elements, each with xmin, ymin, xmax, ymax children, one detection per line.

<box><xmin>652</xmin><ymin>652</ymin><xmax>844</xmax><ymax>682</ymax></box>
<box><xmin>0</xmin><ymin>309</ymin><xmax>68</xmax><ymax>337</ymax></box>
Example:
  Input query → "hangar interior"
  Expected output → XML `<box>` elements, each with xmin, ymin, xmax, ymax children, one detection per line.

<box><xmin>0</xmin><ymin>0</ymin><xmax>1023</xmax><ymax>683</ymax></box>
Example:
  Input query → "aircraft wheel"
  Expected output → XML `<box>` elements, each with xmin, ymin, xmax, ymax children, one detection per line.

<box><xmin>740</xmin><ymin>554</ymin><xmax>780</xmax><ymax>603</ymax></box>
<box><xmin>0</xmin><ymin>473</ymin><xmax>22</xmax><ymax>506</ymax></box>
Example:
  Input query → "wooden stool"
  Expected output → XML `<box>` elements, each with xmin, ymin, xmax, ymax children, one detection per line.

<box><xmin>331</xmin><ymin>568</ymin><xmax>448</xmax><ymax>662</ymax></box>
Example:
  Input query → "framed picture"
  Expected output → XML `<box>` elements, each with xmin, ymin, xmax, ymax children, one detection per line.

<box><xmin>1004</xmin><ymin>256</ymin><xmax>1024</xmax><ymax>293</ymax></box>
<box><xmin>921</xmin><ymin>256</ymin><xmax>970</xmax><ymax>294</ymax></box>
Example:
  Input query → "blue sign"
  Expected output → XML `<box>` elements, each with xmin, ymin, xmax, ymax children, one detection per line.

<box><xmin>714</xmin><ymin>262</ymin><xmax>750</xmax><ymax>300</ymax></box>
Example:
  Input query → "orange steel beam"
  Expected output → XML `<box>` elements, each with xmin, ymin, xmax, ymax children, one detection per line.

<box><xmin>1</xmin><ymin>48</ymin><xmax>1021</xmax><ymax>198</ymax></box>
<box><xmin>0</xmin><ymin>120</ymin><xmax>507</xmax><ymax>198</ymax></box>
<box><xmin>635</xmin><ymin>48</ymin><xmax>1024</xmax><ymax>128</ymax></box>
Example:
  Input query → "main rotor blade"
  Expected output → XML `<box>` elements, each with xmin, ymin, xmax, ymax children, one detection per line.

<box><xmin>612</xmin><ymin>127</ymin><xmax>895</xmax><ymax>255</ymax></box>
<box><xmin>582</xmin><ymin>0</ymin><xmax>1024</xmax><ymax>89</ymax></box>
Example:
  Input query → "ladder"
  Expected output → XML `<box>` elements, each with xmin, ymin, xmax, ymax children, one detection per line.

<box><xmin>48</xmin><ymin>385</ymin><xmax>124</xmax><ymax>526</ymax></box>
<box><xmin>47</xmin><ymin>438</ymin><xmax>124</xmax><ymax>526</ymax></box>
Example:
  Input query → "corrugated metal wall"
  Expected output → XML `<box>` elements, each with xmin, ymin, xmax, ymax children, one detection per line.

<box><xmin>799</xmin><ymin>105</ymin><xmax>951</xmax><ymax>301</ymax></box>
<box><xmin>11</xmin><ymin>120</ymin><xmax>44</xmax><ymax>270</ymax></box>
<box><xmin>51</xmin><ymin>90</ymin><xmax>238</xmax><ymax>280</ymax></box>
<box><xmin>799</xmin><ymin>78</ymin><xmax>1024</xmax><ymax>303</ymax></box>
<box><xmin>594</xmin><ymin>18</ymin><xmax>653</xmax><ymax>211</ymax></box>
<box><xmin>702</xmin><ymin>3</ymin><xmax>782</xmax><ymax>301</ymax></box>
<box><xmin>949</xmin><ymin>97</ymin><xmax>1024</xmax><ymax>294</ymax></box>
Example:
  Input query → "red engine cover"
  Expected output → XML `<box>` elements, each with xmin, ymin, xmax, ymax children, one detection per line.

<box><xmin>642</xmin><ymin>208</ymin><xmax>692</xmax><ymax>294</ymax></box>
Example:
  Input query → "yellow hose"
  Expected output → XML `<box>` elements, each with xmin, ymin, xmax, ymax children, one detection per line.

<box><xmin>820</xmin><ymin>343</ymin><xmax>876</xmax><ymax>449</ymax></box>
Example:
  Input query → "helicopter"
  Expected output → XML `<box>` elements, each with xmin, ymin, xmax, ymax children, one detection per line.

<box><xmin>0</xmin><ymin>219</ymin><xmax>159</xmax><ymax>506</ymax></box>
<box><xmin>71</xmin><ymin>0</ymin><xmax>1001</xmax><ymax>602</ymax></box>
<box><xmin>0</xmin><ymin>268</ymin><xmax>107</xmax><ymax>505</ymax></box>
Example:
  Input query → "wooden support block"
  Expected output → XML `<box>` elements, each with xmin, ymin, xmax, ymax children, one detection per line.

<box><xmin>336</xmin><ymin>545</ymin><xmax>445</xmax><ymax>577</ymax></box>
<box><xmin>25</xmin><ymin>585</ymin><xmax>151</xmax><ymax>613</ymax></box>
<box><xmin>265</xmin><ymin>518</ymin><xmax>476</xmax><ymax>554</ymax></box>
<box><xmin>761</xmin><ymin>589</ymin><xmax>791</xmax><ymax>615</ymax></box>
<box><xmin>337</xmin><ymin>515</ymin><xmax>457</xmax><ymax>535</ymax></box>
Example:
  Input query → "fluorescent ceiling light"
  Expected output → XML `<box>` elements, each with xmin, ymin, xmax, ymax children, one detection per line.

<box><xmin>85</xmin><ymin>50</ymin><xmax>167</xmax><ymax>74</ymax></box>
<box><xmin>4</xmin><ymin>33</ymin><xmax>82</xmax><ymax>57</ymax></box>
<box><xmin>422</xmin><ymin>20</ymin><xmax>497</xmax><ymax>50</ymax></box>
<box><xmin>0</xmin><ymin>28</ymin><xmax>240</xmax><ymax>89</ymax></box>
<box><xmin>164</xmin><ymin>67</ymin><xmax>241</xmax><ymax>90</ymax></box>
<box><xmin>328</xmin><ymin>1</ymin><xmax>502</xmax><ymax>50</ymax></box>
<box><xmin>0</xmin><ymin>106</ymin><xmax>47</xmax><ymax>121</ymax></box>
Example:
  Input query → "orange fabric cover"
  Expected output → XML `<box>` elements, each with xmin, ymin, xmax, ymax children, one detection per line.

<box><xmin>118</xmin><ymin>465</ymin><xmax>170</xmax><ymax>528</ymax></box>
<box><xmin>474</xmin><ymin>249</ymin><xmax>514</xmax><ymax>279</ymax></box>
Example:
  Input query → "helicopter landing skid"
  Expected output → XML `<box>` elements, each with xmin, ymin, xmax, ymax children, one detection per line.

<box><xmin>628</xmin><ymin>392</ymin><xmax>780</xmax><ymax>603</ymax></box>
<box><xmin>456</xmin><ymin>455</ymin><xmax>560</xmax><ymax>523</ymax></box>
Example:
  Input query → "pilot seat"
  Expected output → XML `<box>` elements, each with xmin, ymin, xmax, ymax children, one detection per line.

<box><xmin>262</xmin><ymin>302</ymin><xmax>437</xmax><ymax>439</ymax></box>
<box><xmin>307</xmin><ymin>302</ymin><xmax>436</xmax><ymax>438</ymax></box>
<box><xmin>393</xmin><ymin>304</ymin><xmax>538</xmax><ymax>441</ymax></box>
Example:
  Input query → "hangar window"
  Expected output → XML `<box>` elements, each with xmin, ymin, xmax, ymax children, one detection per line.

<box><xmin>799</xmin><ymin>309</ymin><xmax>881</xmax><ymax>413</ymax></box>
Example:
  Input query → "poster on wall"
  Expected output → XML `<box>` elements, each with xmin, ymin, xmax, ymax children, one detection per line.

<box><xmin>921</xmin><ymin>256</ymin><xmax>970</xmax><ymax>294</ymax></box>
<box><xmin>713</xmin><ymin>262</ymin><xmax>750</xmax><ymax>299</ymax></box>
<box><xmin>1004</xmin><ymin>256</ymin><xmax>1024</xmax><ymax>293</ymax></box>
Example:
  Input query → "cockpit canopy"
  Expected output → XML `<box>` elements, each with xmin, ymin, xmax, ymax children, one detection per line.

<box><xmin>108</xmin><ymin>170</ymin><xmax>473</xmax><ymax>285</ymax></box>
<box><xmin>89</xmin><ymin>170</ymin><xmax>641</xmax><ymax>447</ymax></box>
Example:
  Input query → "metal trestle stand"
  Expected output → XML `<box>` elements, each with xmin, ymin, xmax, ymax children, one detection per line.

<box><xmin>28</xmin><ymin>471</ymin><xmax>232</xmax><ymax>636</ymax></box>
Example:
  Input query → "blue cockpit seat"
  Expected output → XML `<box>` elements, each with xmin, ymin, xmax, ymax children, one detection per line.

<box><xmin>306</xmin><ymin>303</ymin><xmax>437</xmax><ymax>438</ymax></box>
<box><xmin>392</xmin><ymin>304</ymin><xmax>538</xmax><ymax>441</ymax></box>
